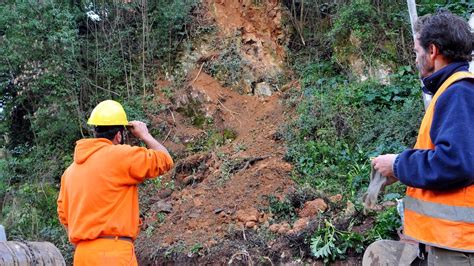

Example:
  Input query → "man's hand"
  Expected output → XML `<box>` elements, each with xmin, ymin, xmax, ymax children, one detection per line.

<box><xmin>372</xmin><ymin>154</ymin><xmax>398</xmax><ymax>178</ymax></box>
<box><xmin>128</xmin><ymin>120</ymin><xmax>171</xmax><ymax>157</ymax></box>
<box><xmin>128</xmin><ymin>121</ymin><xmax>151</xmax><ymax>140</ymax></box>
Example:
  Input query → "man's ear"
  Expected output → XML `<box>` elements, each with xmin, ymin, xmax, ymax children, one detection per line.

<box><xmin>428</xmin><ymin>43</ymin><xmax>439</xmax><ymax>60</ymax></box>
<box><xmin>112</xmin><ymin>131</ymin><xmax>121</xmax><ymax>144</ymax></box>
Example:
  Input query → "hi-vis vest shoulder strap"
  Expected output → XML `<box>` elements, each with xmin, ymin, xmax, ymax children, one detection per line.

<box><xmin>414</xmin><ymin>71</ymin><xmax>474</xmax><ymax>149</ymax></box>
<box><xmin>404</xmin><ymin>71</ymin><xmax>474</xmax><ymax>252</ymax></box>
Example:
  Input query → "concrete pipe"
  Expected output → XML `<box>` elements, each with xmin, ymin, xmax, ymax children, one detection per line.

<box><xmin>0</xmin><ymin>241</ymin><xmax>65</xmax><ymax>266</ymax></box>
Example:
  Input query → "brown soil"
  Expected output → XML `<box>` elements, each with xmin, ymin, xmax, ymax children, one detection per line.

<box><xmin>210</xmin><ymin>0</ymin><xmax>287</xmax><ymax>76</ymax></box>
<box><xmin>136</xmin><ymin>64</ymin><xmax>296</xmax><ymax>263</ymax></box>
<box><xmin>134</xmin><ymin>1</ymin><xmax>361</xmax><ymax>264</ymax></box>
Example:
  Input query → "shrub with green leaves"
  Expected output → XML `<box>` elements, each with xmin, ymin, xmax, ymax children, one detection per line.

<box><xmin>285</xmin><ymin>62</ymin><xmax>422</xmax><ymax>197</ymax></box>
<box><xmin>366</xmin><ymin>206</ymin><xmax>402</xmax><ymax>241</ymax></box>
<box><xmin>329</xmin><ymin>1</ymin><xmax>401</xmax><ymax>67</ymax></box>
<box><xmin>418</xmin><ymin>0</ymin><xmax>474</xmax><ymax>19</ymax></box>
<box><xmin>310</xmin><ymin>220</ymin><xmax>364</xmax><ymax>264</ymax></box>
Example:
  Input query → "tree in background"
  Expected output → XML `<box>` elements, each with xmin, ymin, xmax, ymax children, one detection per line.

<box><xmin>0</xmin><ymin>0</ymin><xmax>196</xmax><ymax>260</ymax></box>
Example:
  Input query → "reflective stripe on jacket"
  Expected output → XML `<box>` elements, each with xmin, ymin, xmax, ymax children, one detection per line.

<box><xmin>404</xmin><ymin>71</ymin><xmax>474</xmax><ymax>252</ymax></box>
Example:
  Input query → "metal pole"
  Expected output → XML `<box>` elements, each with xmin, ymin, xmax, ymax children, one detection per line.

<box><xmin>407</xmin><ymin>0</ymin><xmax>417</xmax><ymax>41</ymax></box>
<box><xmin>0</xmin><ymin>225</ymin><xmax>6</xmax><ymax>241</ymax></box>
<box><xmin>406</xmin><ymin>0</ymin><xmax>432</xmax><ymax>110</ymax></box>
<box><xmin>469</xmin><ymin>13</ymin><xmax>474</xmax><ymax>72</ymax></box>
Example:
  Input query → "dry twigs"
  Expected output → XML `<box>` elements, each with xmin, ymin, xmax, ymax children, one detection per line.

<box><xmin>191</xmin><ymin>63</ymin><xmax>205</xmax><ymax>85</ymax></box>
<box><xmin>228</xmin><ymin>250</ymin><xmax>253</xmax><ymax>265</ymax></box>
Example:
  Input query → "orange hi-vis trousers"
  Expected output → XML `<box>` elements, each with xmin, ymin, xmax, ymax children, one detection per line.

<box><xmin>74</xmin><ymin>238</ymin><xmax>138</xmax><ymax>266</ymax></box>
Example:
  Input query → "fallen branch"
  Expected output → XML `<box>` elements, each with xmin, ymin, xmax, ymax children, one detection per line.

<box><xmin>217</xmin><ymin>99</ymin><xmax>241</xmax><ymax>126</ymax></box>
<box><xmin>261</xmin><ymin>256</ymin><xmax>274</xmax><ymax>266</ymax></box>
<box><xmin>168</xmin><ymin>107</ymin><xmax>176</xmax><ymax>125</ymax></box>
<box><xmin>217</xmin><ymin>99</ymin><xmax>239</xmax><ymax>115</ymax></box>
<box><xmin>230</xmin><ymin>156</ymin><xmax>270</xmax><ymax>174</ymax></box>
<box><xmin>228</xmin><ymin>250</ymin><xmax>253</xmax><ymax>266</ymax></box>
<box><xmin>163</xmin><ymin>128</ymin><xmax>172</xmax><ymax>142</ymax></box>
<box><xmin>191</xmin><ymin>63</ymin><xmax>205</xmax><ymax>85</ymax></box>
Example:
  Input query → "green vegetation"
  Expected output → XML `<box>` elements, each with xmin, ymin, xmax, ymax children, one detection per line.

<box><xmin>418</xmin><ymin>0</ymin><xmax>474</xmax><ymax>19</ymax></box>
<box><xmin>0</xmin><ymin>0</ymin><xmax>197</xmax><ymax>260</ymax></box>
<box><xmin>285</xmin><ymin>63</ymin><xmax>422</xmax><ymax>194</ymax></box>
<box><xmin>281</xmin><ymin>0</ymin><xmax>473</xmax><ymax>263</ymax></box>
<box><xmin>186</xmin><ymin>128</ymin><xmax>237</xmax><ymax>153</ymax></box>
<box><xmin>189</xmin><ymin>243</ymin><xmax>204</xmax><ymax>256</ymax></box>
<box><xmin>310</xmin><ymin>220</ymin><xmax>364</xmax><ymax>264</ymax></box>
<box><xmin>164</xmin><ymin>241</ymin><xmax>186</xmax><ymax>259</ymax></box>
<box><xmin>204</xmin><ymin>39</ymin><xmax>249</xmax><ymax>90</ymax></box>
<box><xmin>267</xmin><ymin>195</ymin><xmax>297</xmax><ymax>223</ymax></box>
<box><xmin>329</xmin><ymin>1</ymin><xmax>394</xmax><ymax>65</ymax></box>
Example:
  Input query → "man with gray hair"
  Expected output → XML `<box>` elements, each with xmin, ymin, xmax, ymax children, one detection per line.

<box><xmin>365</xmin><ymin>10</ymin><xmax>474</xmax><ymax>265</ymax></box>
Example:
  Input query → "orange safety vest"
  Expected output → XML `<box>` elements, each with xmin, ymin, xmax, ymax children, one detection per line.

<box><xmin>404</xmin><ymin>71</ymin><xmax>474</xmax><ymax>252</ymax></box>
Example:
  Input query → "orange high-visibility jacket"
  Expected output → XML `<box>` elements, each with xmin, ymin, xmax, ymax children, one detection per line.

<box><xmin>57</xmin><ymin>138</ymin><xmax>173</xmax><ymax>244</ymax></box>
<box><xmin>404</xmin><ymin>72</ymin><xmax>474</xmax><ymax>252</ymax></box>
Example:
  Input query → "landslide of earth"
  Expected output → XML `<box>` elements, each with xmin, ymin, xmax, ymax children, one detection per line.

<box><xmin>135</xmin><ymin>1</ymin><xmax>363</xmax><ymax>264</ymax></box>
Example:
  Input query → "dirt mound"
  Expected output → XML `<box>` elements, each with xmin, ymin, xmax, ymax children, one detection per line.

<box><xmin>136</xmin><ymin>68</ymin><xmax>295</xmax><ymax>263</ymax></box>
<box><xmin>134</xmin><ymin>1</ymin><xmax>302</xmax><ymax>263</ymax></box>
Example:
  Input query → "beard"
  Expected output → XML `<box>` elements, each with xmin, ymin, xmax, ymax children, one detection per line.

<box><xmin>417</xmin><ymin>53</ymin><xmax>435</xmax><ymax>78</ymax></box>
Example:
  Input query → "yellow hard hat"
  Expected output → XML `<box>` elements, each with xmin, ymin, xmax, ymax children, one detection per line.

<box><xmin>87</xmin><ymin>100</ymin><xmax>129</xmax><ymax>126</ymax></box>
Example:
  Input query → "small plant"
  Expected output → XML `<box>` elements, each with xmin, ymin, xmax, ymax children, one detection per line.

<box><xmin>164</xmin><ymin>180</ymin><xmax>176</xmax><ymax>190</ymax></box>
<box><xmin>186</xmin><ymin>128</ymin><xmax>238</xmax><ymax>153</ymax></box>
<box><xmin>216</xmin><ymin>156</ymin><xmax>251</xmax><ymax>185</ymax></box>
<box><xmin>217</xmin><ymin>159</ymin><xmax>234</xmax><ymax>185</ymax></box>
<box><xmin>310</xmin><ymin>220</ymin><xmax>364</xmax><ymax>264</ymax></box>
<box><xmin>233</xmin><ymin>143</ymin><xmax>247</xmax><ymax>152</ymax></box>
<box><xmin>144</xmin><ymin>177</ymin><xmax>175</xmax><ymax>191</ymax></box>
<box><xmin>157</xmin><ymin>213</ymin><xmax>166</xmax><ymax>224</ymax></box>
<box><xmin>189</xmin><ymin>243</ymin><xmax>203</xmax><ymax>256</ymax></box>
<box><xmin>310</xmin><ymin>222</ymin><xmax>340</xmax><ymax>263</ymax></box>
<box><xmin>144</xmin><ymin>212</ymin><xmax>167</xmax><ymax>238</ymax></box>
<box><xmin>145</xmin><ymin>224</ymin><xmax>155</xmax><ymax>238</ymax></box>
<box><xmin>147</xmin><ymin>176</ymin><xmax>163</xmax><ymax>188</ymax></box>
<box><xmin>366</xmin><ymin>206</ymin><xmax>401</xmax><ymax>241</ymax></box>
<box><xmin>161</xmin><ymin>87</ymin><xmax>173</xmax><ymax>99</ymax></box>
<box><xmin>164</xmin><ymin>242</ymin><xmax>186</xmax><ymax>259</ymax></box>
<box><xmin>346</xmin><ymin>159</ymin><xmax>371</xmax><ymax>200</ymax></box>
<box><xmin>267</xmin><ymin>195</ymin><xmax>297</xmax><ymax>222</ymax></box>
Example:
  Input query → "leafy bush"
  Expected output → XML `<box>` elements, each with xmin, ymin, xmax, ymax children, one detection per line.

<box><xmin>328</xmin><ymin>1</ymin><xmax>408</xmax><ymax>68</ymax></box>
<box><xmin>310</xmin><ymin>220</ymin><xmax>364</xmax><ymax>264</ymax></box>
<box><xmin>329</xmin><ymin>2</ymin><xmax>380</xmax><ymax>47</ymax></box>
<box><xmin>366</xmin><ymin>206</ymin><xmax>402</xmax><ymax>241</ymax></box>
<box><xmin>418</xmin><ymin>0</ymin><xmax>474</xmax><ymax>18</ymax></box>
<box><xmin>285</xmin><ymin>62</ymin><xmax>422</xmax><ymax>196</ymax></box>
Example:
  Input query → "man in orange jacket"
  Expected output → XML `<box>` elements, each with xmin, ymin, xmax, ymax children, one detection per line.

<box><xmin>364</xmin><ymin>11</ymin><xmax>474</xmax><ymax>265</ymax></box>
<box><xmin>57</xmin><ymin>100</ymin><xmax>174</xmax><ymax>265</ymax></box>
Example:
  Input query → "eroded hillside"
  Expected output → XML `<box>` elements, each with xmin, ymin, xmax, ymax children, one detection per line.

<box><xmin>134</xmin><ymin>0</ymin><xmax>327</xmax><ymax>264</ymax></box>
